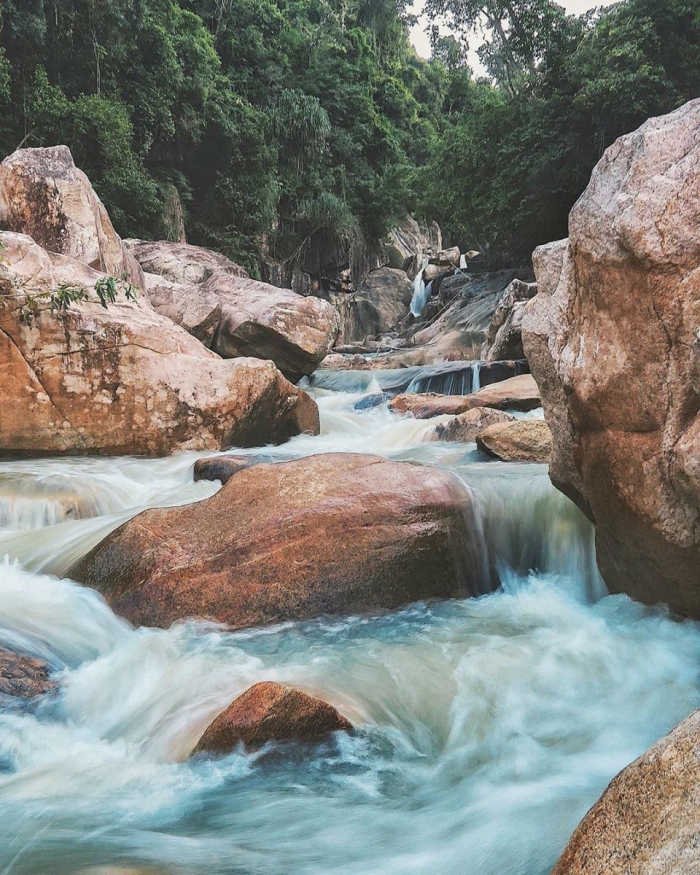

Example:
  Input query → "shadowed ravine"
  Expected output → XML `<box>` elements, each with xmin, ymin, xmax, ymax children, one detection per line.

<box><xmin>1</xmin><ymin>376</ymin><xmax>700</xmax><ymax>875</ymax></box>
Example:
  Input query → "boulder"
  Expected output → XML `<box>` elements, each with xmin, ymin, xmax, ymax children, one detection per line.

<box><xmin>208</xmin><ymin>275</ymin><xmax>340</xmax><ymax>382</ymax></box>
<box><xmin>476</xmin><ymin>419</ymin><xmax>552</xmax><ymax>462</ymax></box>
<box><xmin>124</xmin><ymin>239</ymin><xmax>248</xmax><ymax>284</ymax></box>
<box><xmin>127</xmin><ymin>240</ymin><xmax>339</xmax><ymax>381</ymax></box>
<box><xmin>193</xmin><ymin>455</ymin><xmax>261</xmax><ymax>484</ymax></box>
<box><xmin>194</xmin><ymin>682</ymin><xmax>352</xmax><ymax>754</ymax></box>
<box><xmin>74</xmin><ymin>453</ymin><xmax>483</xmax><ymax>629</ymax></box>
<box><xmin>142</xmin><ymin>272</ymin><xmax>221</xmax><ymax>346</ymax></box>
<box><xmin>389</xmin><ymin>375</ymin><xmax>540</xmax><ymax>419</ymax></box>
<box><xmin>0</xmin><ymin>232</ymin><xmax>318</xmax><ymax>456</ymax></box>
<box><xmin>482</xmin><ymin>278</ymin><xmax>537</xmax><ymax>360</ymax></box>
<box><xmin>435</xmin><ymin>246</ymin><xmax>461</xmax><ymax>267</ymax></box>
<box><xmin>0</xmin><ymin>146</ymin><xmax>143</xmax><ymax>289</ymax></box>
<box><xmin>552</xmin><ymin>710</ymin><xmax>700</xmax><ymax>875</ymax></box>
<box><xmin>383</xmin><ymin>216</ymin><xmax>442</xmax><ymax>279</ymax></box>
<box><xmin>432</xmin><ymin>408</ymin><xmax>516</xmax><ymax>443</ymax></box>
<box><xmin>331</xmin><ymin>267</ymin><xmax>414</xmax><ymax>345</ymax></box>
<box><xmin>0</xmin><ymin>647</ymin><xmax>57</xmax><ymax>699</ymax></box>
<box><xmin>522</xmin><ymin>98</ymin><xmax>700</xmax><ymax>616</ymax></box>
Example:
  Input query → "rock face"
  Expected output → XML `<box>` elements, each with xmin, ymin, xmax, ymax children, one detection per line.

<box><xmin>383</xmin><ymin>216</ymin><xmax>442</xmax><ymax>279</ymax></box>
<box><xmin>332</xmin><ymin>267</ymin><xmax>414</xmax><ymax>344</ymax></box>
<box><xmin>0</xmin><ymin>232</ymin><xmax>318</xmax><ymax>456</ymax></box>
<box><xmin>482</xmin><ymin>278</ymin><xmax>537</xmax><ymax>361</ymax></box>
<box><xmin>433</xmin><ymin>408</ymin><xmax>516</xmax><ymax>443</ymax></box>
<box><xmin>194</xmin><ymin>682</ymin><xmax>352</xmax><ymax>754</ymax></box>
<box><xmin>522</xmin><ymin>98</ymin><xmax>700</xmax><ymax>616</ymax></box>
<box><xmin>0</xmin><ymin>146</ymin><xmax>143</xmax><ymax>289</ymax></box>
<box><xmin>390</xmin><ymin>375</ymin><xmax>540</xmax><ymax>419</ymax></box>
<box><xmin>0</xmin><ymin>648</ymin><xmax>57</xmax><ymax>699</ymax></box>
<box><xmin>552</xmin><ymin>710</ymin><xmax>700</xmax><ymax>875</ymax></box>
<box><xmin>127</xmin><ymin>240</ymin><xmax>339</xmax><ymax>381</ymax></box>
<box><xmin>476</xmin><ymin>419</ymin><xmax>552</xmax><ymax>463</ymax></box>
<box><xmin>74</xmin><ymin>453</ymin><xmax>483</xmax><ymax>629</ymax></box>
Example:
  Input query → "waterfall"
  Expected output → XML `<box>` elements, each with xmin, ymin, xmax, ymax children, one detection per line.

<box><xmin>410</xmin><ymin>258</ymin><xmax>431</xmax><ymax>317</ymax></box>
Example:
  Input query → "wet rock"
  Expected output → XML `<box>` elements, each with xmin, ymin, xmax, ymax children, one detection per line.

<box><xmin>194</xmin><ymin>682</ymin><xmax>352</xmax><ymax>753</ymax></box>
<box><xmin>0</xmin><ymin>232</ymin><xmax>318</xmax><ymax>456</ymax></box>
<box><xmin>75</xmin><ymin>453</ymin><xmax>483</xmax><ymax>629</ymax></box>
<box><xmin>476</xmin><ymin>419</ymin><xmax>552</xmax><ymax>463</ymax></box>
<box><xmin>522</xmin><ymin>98</ymin><xmax>700</xmax><ymax>616</ymax></box>
<box><xmin>482</xmin><ymin>278</ymin><xmax>537</xmax><ymax>361</ymax></box>
<box><xmin>0</xmin><ymin>648</ymin><xmax>56</xmax><ymax>699</ymax></box>
<box><xmin>0</xmin><ymin>146</ymin><xmax>143</xmax><ymax>288</ymax></box>
<box><xmin>390</xmin><ymin>374</ymin><xmax>540</xmax><ymax>419</ymax></box>
<box><xmin>433</xmin><ymin>408</ymin><xmax>516</xmax><ymax>443</ymax></box>
<box><xmin>193</xmin><ymin>455</ymin><xmax>260</xmax><ymax>484</ymax></box>
<box><xmin>552</xmin><ymin>710</ymin><xmax>700</xmax><ymax>875</ymax></box>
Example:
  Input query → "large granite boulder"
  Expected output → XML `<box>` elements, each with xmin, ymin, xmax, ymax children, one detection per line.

<box><xmin>476</xmin><ymin>419</ymin><xmax>552</xmax><ymax>463</ymax></box>
<box><xmin>552</xmin><ymin>710</ymin><xmax>700</xmax><ymax>875</ymax></box>
<box><xmin>383</xmin><ymin>216</ymin><xmax>442</xmax><ymax>279</ymax></box>
<box><xmin>0</xmin><ymin>146</ymin><xmax>143</xmax><ymax>288</ymax></box>
<box><xmin>522</xmin><ymin>98</ymin><xmax>700</xmax><ymax>617</ymax></box>
<box><xmin>126</xmin><ymin>240</ymin><xmax>339</xmax><ymax>381</ymax></box>
<box><xmin>74</xmin><ymin>453</ymin><xmax>483</xmax><ymax>629</ymax></box>
<box><xmin>0</xmin><ymin>233</ymin><xmax>318</xmax><ymax>456</ymax></box>
<box><xmin>194</xmin><ymin>682</ymin><xmax>352</xmax><ymax>754</ymax></box>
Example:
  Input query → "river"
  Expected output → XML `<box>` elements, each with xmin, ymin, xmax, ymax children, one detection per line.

<box><xmin>1</xmin><ymin>367</ymin><xmax>699</xmax><ymax>875</ymax></box>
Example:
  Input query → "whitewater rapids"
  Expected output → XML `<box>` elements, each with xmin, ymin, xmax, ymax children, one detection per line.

<box><xmin>1</xmin><ymin>375</ymin><xmax>699</xmax><ymax>875</ymax></box>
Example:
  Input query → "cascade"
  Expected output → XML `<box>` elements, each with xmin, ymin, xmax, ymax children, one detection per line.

<box><xmin>409</xmin><ymin>258</ymin><xmax>431</xmax><ymax>316</ymax></box>
<box><xmin>1</xmin><ymin>366</ymin><xmax>699</xmax><ymax>875</ymax></box>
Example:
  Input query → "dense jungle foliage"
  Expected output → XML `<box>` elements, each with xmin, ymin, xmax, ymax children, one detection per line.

<box><xmin>0</xmin><ymin>0</ymin><xmax>697</xmax><ymax>272</ymax></box>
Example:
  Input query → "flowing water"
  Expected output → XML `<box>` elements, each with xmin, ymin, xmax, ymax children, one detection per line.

<box><xmin>1</xmin><ymin>368</ymin><xmax>699</xmax><ymax>875</ymax></box>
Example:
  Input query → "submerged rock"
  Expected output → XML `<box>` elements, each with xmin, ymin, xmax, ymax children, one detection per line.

<box><xmin>75</xmin><ymin>453</ymin><xmax>483</xmax><ymax>629</ymax></box>
<box><xmin>194</xmin><ymin>682</ymin><xmax>352</xmax><ymax>754</ymax></box>
<box><xmin>522</xmin><ymin>98</ymin><xmax>700</xmax><ymax>617</ymax></box>
<box><xmin>0</xmin><ymin>648</ymin><xmax>56</xmax><ymax>699</ymax></box>
<box><xmin>193</xmin><ymin>455</ymin><xmax>261</xmax><ymax>484</ymax></box>
<box><xmin>433</xmin><ymin>408</ymin><xmax>516</xmax><ymax>443</ymax></box>
<box><xmin>0</xmin><ymin>232</ymin><xmax>318</xmax><ymax>456</ymax></box>
<box><xmin>552</xmin><ymin>710</ymin><xmax>700</xmax><ymax>875</ymax></box>
<box><xmin>0</xmin><ymin>146</ymin><xmax>143</xmax><ymax>288</ymax></box>
<box><xmin>476</xmin><ymin>420</ymin><xmax>552</xmax><ymax>463</ymax></box>
<box><xmin>126</xmin><ymin>240</ymin><xmax>339</xmax><ymax>381</ymax></box>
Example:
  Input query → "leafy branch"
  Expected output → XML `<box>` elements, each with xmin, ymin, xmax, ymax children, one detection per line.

<box><xmin>15</xmin><ymin>273</ymin><xmax>139</xmax><ymax>323</ymax></box>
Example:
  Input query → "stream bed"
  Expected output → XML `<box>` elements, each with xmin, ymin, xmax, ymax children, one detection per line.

<box><xmin>1</xmin><ymin>371</ymin><xmax>699</xmax><ymax>875</ymax></box>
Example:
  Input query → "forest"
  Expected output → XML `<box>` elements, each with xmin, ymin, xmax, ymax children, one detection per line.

<box><xmin>0</xmin><ymin>0</ymin><xmax>698</xmax><ymax>272</ymax></box>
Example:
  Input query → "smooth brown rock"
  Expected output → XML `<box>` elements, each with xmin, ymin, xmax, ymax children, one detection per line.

<box><xmin>74</xmin><ymin>453</ymin><xmax>482</xmax><ymax>629</ymax></box>
<box><xmin>433</xmin><ymin>408</ymin><xmax>516</xmax><ymax>443</ymax></box>
<box><xmin>0</xmin><ymin>648</ymin><xmax>56</xmax><ymax>699</ymax></box>
<box><xmin>142</xmin><ymin>272</ymin><xmax>221</xmax><ymax>346</ymax></box>
<box><xmin>0</xmin><ymin>146</ymin><xmax>143</xmax><ymax>288</ymax></box>
<box><xmin>0</xmin><ymin>232</ymin><xmax>318</xmax><ymax>456</ymax></box>
<box><xmin>194</xmin><ymin>682</ymin><xmax>352</xmax><ymax>753</ymax></box>
<box><xmin>552</xmin><ymin>710</ymin><xmax>700</xmax><ymax>875</ymax></box>
<box><xmin>124</xmin><ymin>239</ymin><xmax>248</xmax><ymax>284</ymax></box>
<box><xmin>390</xmin><ymin>375</ymin><xmax>540</xmax><ymax>419</ymax></box>
<box><xmin>476</xmin><ymin>419</ymin><xmax>552</xmax><ymax>462</ymax></box>
<box><xmin>209</xmin><ymin>274</ymin><xmax>340</xmax><ymax>381</ymax></box>
<box><xmin>193</xmin><ymin>455</ymin><xmax>260</xmax><ymax>484</ymax></box>
<box><xmin>522</xmin><ymin>98</ymin><xmax>700</xmax><ymax>616</ymax></box>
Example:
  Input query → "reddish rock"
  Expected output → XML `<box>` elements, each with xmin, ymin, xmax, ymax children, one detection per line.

<box><xmin>193</xmin><ymin>455</ymin><xmax>260</xmax><ymax>484</ymax></box>
<box><xmin>194</xmin><ymin>682</ymin><xmax>352</xmax><ymax>753</ymax></box>
<box><xmin>74</xmin><ymin>453</ymin><xmax>482</xmax><ymax>629</ymax></box>
<box><xmin>432</xmin><ymin>408</ymin><xmax>516</xmax><ymax>443</ymax></box>
<box><xmin>552</xmin><ymin>710</ymin><xmax>700</xmax><ymax>875</ymax></box>
<box><xmin>0</xmin><ymin>146</ymin><xmax>143</xmax><ymax>288</ymax></box>
<box><xmin>390</xmin><ymin>375</ymin><xmax>540</xmax><ymax>419</ymax></box>
<box><xmin>522</xmin><ymin>98</ymin><xmax>700</xmax><ymax>616</ymax></box>
<box><xmin>389</xmin><ymin>393</ymin><xmax>474</xmax><ymax>418</ymax></box>
<box><xmin>0</xmin><ymin>232</ymin><xmax>318</xmax><ymax>456</ymax></box>
<box><xmin>0</xmin><ymin>648</ymin><xmax>56</xmax><ymax>699</ymax></box>
<box><xmin>476</xmin><ymin>419</ymin><xmax>552</xmax><ymax>463</ymax></box>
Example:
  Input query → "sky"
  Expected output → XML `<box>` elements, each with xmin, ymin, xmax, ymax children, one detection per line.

<box><xmin>409</xmin><ymin>0</ymin><xmax>619</xmax><ymax>61</ymax></box>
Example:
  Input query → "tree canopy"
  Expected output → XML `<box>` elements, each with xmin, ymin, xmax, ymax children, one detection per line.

<box><xmin>0</xmin><ymin>0</ymin><xmax>697</xmax><ymax>272</ymax></box>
